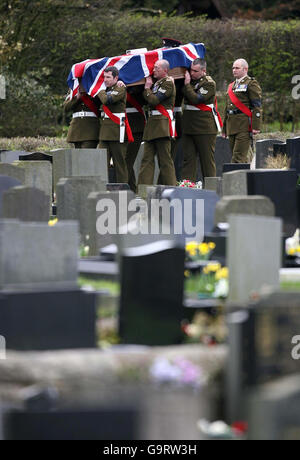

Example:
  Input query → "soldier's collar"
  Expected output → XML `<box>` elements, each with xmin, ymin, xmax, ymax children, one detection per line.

<box><xmin>236</xmin><ymin>75</ymin><xmax>248</xmax><ymax>85</ymax></box>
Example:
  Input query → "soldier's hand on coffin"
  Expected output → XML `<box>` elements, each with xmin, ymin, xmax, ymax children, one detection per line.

<box><xmin>117</xmin><ymin>80</ymin><xmax>126</xmax><ymax>87</ymax></box>
<box><xmin>145</xmin><ymin>76</ymin><xmax>153</xmax><ymax>89</ymax></box>
<box><xmin>184</xmin><ymin>70</ymin><xmax>191</xmax><ymax>85</ymax></box>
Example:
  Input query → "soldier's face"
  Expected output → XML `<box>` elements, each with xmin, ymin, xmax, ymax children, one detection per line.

<box><xmin>232</xmin><ymin>61</ymin><xmax>247</xmax><ymax>79</ymax></box>
<box><xmin>190</xmin><ymin>65</ymin><xmax>205</xmax><ymax>80</ymax></box>
<box><xmin>104</xmin><ymin>72</ymin><xmax>118</xmax><ymax>87</ymax></box>
<box><xmin>153</xmin><ymin>62</ymin><xmax>166</xmax><ymax>80</ymax></box>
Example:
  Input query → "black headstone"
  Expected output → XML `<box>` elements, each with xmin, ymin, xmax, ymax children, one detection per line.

<box><xmin>222</xmin><ymin>163</ymin><xmax>250</xmax><ymax>174</ymax></box>
<box><xmin>214</xmin><ymin>136</ymin><xmax>232</xmax><ymax>177</ymax></box>
<box><xmin>246</xmin><ymin>169</ymin><xmax>299</xmax><ymax>236</ymax></box>
<box><xmin>0</xmin><ymin>175</ymin><xmax>22</xmax><ymax>215</ymax></box>
<box><xmin>0</xmin><ymin>289</ymin><xmax>96</xmax><ymax>350</ymax></box>
<box><xmin>119</xmin><ymin>241</ymin><xmax>185</xmax><ymax>346</ymax></box>
<box><xmin>228</xmin><ymin>292</ymin><xmax>300</xmax><ymax>387</ymax></box>
<box><xmin>19</xmin><ymin>151</ymin><xmax>53</xmax><ymax>163</ymax></box>
<box><xmin>106</xmin><ymin>183</ymin><xmax>130</xmax><ymax>191</ymax></box>
<box><xmin>256</xmin><ymin>139</ymin><xmax>284</xmax><ymax>169</ymax></box>
<box><xmin>273</xmin><ymin>143</ymin><xmax>287</xmax><ymax>156</ymax></box>
<box><xmin>3</xmin><ymin>408</ymin><xmax>137</xmax><ymax>440</ymax></box>
<box><xmin>288</xmin><ymin>137</ymin><xmax>300</xmax><ymax>174</ymax></box>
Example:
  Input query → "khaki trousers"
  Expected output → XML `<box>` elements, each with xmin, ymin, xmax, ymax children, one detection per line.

<box><xmin>138</xmin><ymin>138</ymin><xmax>176</xmax><ymax>186</ymax></box>
<box><xmin>181</xmin><ymin>134</ymin><xmax>216</xmax><ymax>181</ymax></box>
<box><xmin>229</xmin><ymin>132</ymin><xmax>251</xmax><ymax>163</ymax></box>
<box><xmin>99</xmin><ymin>141</ymin><xmax>128</xmax><ymax>184</ymax></box>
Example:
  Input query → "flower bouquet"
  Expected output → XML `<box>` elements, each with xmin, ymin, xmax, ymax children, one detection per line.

<box><xmin>177</xmin><ymin>179</ymin><xmax>202</xmax><ymax>189</ymax></box>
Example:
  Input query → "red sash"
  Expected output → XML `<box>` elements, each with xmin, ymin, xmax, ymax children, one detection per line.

<box><xmin>193</xmin><ymin>98</ymin><xmax>223</xmax><ymax>128</ymax></box>
<box><xmin>228</xmin><ymin>82</ymin><xmax>252</xmax><ymax>131</ymax></box>
<box><xmin>126</xmin><ymin>93</ymin><xmax>146</xmax><ymax>124</ymax></box>
<box><xmin>155</xmin><ymin>104</ymin><xmax>177</xmax><ymax>138</ymax></box>
<box><xmin>81</xmin><ymin>94</ymin><xmax>101</xmax><ymax>117</ymax></box>
<box><xmin>102</xmin><ymin>105</ymin><xmax>134</xmax><ymax>143</ymax></box>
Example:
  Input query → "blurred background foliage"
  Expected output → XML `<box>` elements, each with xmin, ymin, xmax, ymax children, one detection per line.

<box><xmin>0</xmin><ymin>0</ymin><xmax>300</xmax><ymax>136</ymax></box>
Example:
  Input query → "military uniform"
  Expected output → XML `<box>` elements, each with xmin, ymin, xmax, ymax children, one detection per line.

<box><xmin>181</xmin><ymin>75</ymin><xmax>218</xmax><ymax>181</ymax></box>
<box><xmin>223</xmin><ymin>75</ymin><xmax>262</xmax><ymax>163</ymax></box>
<box><xmin>98</xmin><ymin>84</ymin><xmax>128</xmax><ymax>183</ymax></box>
<box><xmin>125</xmin><ymin>87</ymin><xmax>145</xmax><ymax>193</ymax></box>
<box><xmin>64</xmin><ymin>93</ymin><xmax>100</xmax><ymax>148</ymax></box>
<box><xmin>137</xmin><ymin>76</ymin><xmax>177</xmax><ymax>186</ymax></box>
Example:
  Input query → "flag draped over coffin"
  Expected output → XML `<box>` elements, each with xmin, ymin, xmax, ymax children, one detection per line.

<box><xmin>67</xmin><ymin>42</ymin><xmax>206</xmax><ymax>99</ymax></box>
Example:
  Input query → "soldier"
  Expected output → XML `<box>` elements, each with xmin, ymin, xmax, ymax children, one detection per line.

<box><xmin>125</xmin><ymin>85</ymin><xmax>146</xmax><ymax>193</ymax></box>
<box><xmin>223</xmin><ymin>58</ymin><xmax>262</xmax><ymax>163</ymax></box>
<box><xmin>98</xmin><ymin>66</ymin><xmax>133</xmax><ymax>184</ymax></box>
<box><xmin>181</xmin><ymin>58</ymin><xmax>220</xmax><ymax>182</ymax></box>
<box><xmin>137</xmin><ymin>59</ymin><xmax>177</xmax><ymax>186</ymax></box>
<box><xmin>64</xmin><ymin>78</ymin><xmax>100</xmax><ymax>148</ymax></box>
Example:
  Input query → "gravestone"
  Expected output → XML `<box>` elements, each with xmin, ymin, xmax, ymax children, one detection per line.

<box><xmin>56</xmin><ymin>176</ymin><xmax>106</xmax><ymax>242</ymax></box>
<box><xmin>204</xmin><ymin>177</ymin><xmax>222</xmax><ymax>196</ymax></box>
<box><xmin>223</xmin><ymin>169</ymin><xmax>298</xmax><ymax>235</ymax></box>
<box><xmin>161</xmin><ymin>187</ymin><xmax>219</xmax><ymax>243</ymax></box>
<box><xmin>19</xmin><ymin>151</ymin><xmax>53</xmax><ymax>163</ymax></box>
<box><xmin>87</xmin><ymin>190</ymin><xmax>136</xmax><ymax>255</ymax></box>
<box><xmin>222</xmin><ymin>163</ymin><xmax>250</xmax><ymax>174</ymax></box>
<box><xmin>227</xmin><ymin>214</ymin><xmax>282</xmax><ymax>304</ymax></box>
<box><xmin>227</xmin><ymin>292</ymin><xmax>300</xmax><ymax>424</ymax></box>
<box><xmin>214</xmin><ymin>136</ymin><xmax>232</xmax><ymax>177</ymax></box>
<box><xmin>133</xmin><ymin>143</ymin><xmax>160</xmax><ymax>185</ymax></box>
<box><xmin>288</xmin><ymin>137</ymin><xmax>300</xmax><ymax>174</ymax></box>
<box><xmin>119</xmin><ymin>240</ymin><xmax>185</xmax><ymax>345</ymax></box>
<box><xmin>273</xmin><ymin>143</ymin><xmax>287</xmax><ymax>156</ymax></box>
<box><xmin>214</xmin><ymin>195</ymin><xmax>275</xmax><ymax>225</ymax></box>
<box><xmin>3</xmin><ymin>408</ymin><xmax>137</xmax><ymax>440</ymax></box>
<box><xmin>51</xmin><ymin>148</ymin><xmax>108</xmax><ymax>191</ymax></box>
<box><xmin>256</xmin><ymin>139</ymin><xmax>284</xmax><ymax>169</ymax></box>
<box><xmin>0</xmin><ymin>161</ymin><xmax>52</xmax><ymax>211</ymax></box>
<box><xmin>0</xmin><ymin>288</ymin><xmax>96</xmax><ymax>351</ymax></box>
<box><xmin>0</xmin><ymin>219</ymin><xmax>79</xmax><ymax>291</ymax></box>
<box><xmin>106</xmin><ymin>183</ymin><xmax>130</xmax><ymax>192</ymax></box>
<box><xmin>0</xmin><ymin>175</ymin><xmax>22</xmax><ymax>216</ymax></box>
<box><xmin>247</xmin><ymin>374</ymin><xmax>300</xmax><ymax>440</ymax></box>
<box><xmin>2</xmin><ymin>186</ymin><xmax>50</xmax><ymax>222</ymax></box>
<box><xmin>0</xmin><ymin>150</ymin><xmax>27</xmax><ymax>163</ymax></box>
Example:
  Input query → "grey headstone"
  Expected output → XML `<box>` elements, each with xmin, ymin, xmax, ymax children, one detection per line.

<box><xmin>227</xmin><ymin>214</ymin><xmax>282</xmax><ymax>304</ymax></box>
<box><xmin>214</xmin><ymin>195</ymin><xmax>275</xmax><ymax>225</ymax></box>
<box><xmin>51</xmin><ymin>148</ymin><xmax>108</xmax><ymax>191</ymax></box>
<box><xmin>256</xmin><ymin>139</ymin><xmax>284</xmax><ymax>169</ymax></box>
<box><xmin>0</xmin><ymin>150</ymin><xmax>27</xmax><ymax>164</ymax></box>
<box><xmin>0</xmin><ymin>161</ymin><xmax>52</xmax><ymax>211</ymax></box>
<box><xmin>87</xmin><ymin>190</ymin><xmax>136</xmax><ymax>255</ymax></box>
<box><xmin>2</xmin><ymin>186</ymin><xmax>50</xmax><ymax>222</ymax></box>
<box><xmin>214</xmin><ymin>136</ymin><xmax>232</xmax><ymax>177</ymax></box>
<box><xmin>56</xmin><ymin>176</ymin><xmax>106</xmax><ymax>242</ymax></box>
<box><xmin>0</xmin><ymin>219</ymin><xmax>79</xmax><ymax>291</ymax></box>
<box><xmin>204</xmin><ymin>177</ymin><xmax>223</xmax><ymax>196</ymax></box>
<box><xmin>222</xmin><ymin>170</ymin><xmax>248</xmax><ymax>196</ymax></box>
<box><xmin>0</xmin><ymin>175</ymin><xmax>22</xmax><ymax>216</ymax></box>
<box><xmin>222</xmin><ymin>163</ymin><xmax>250</xmax><ymax>174</ymax></box>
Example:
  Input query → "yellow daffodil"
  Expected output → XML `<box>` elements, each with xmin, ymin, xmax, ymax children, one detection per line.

<box><xmin>208</xmin><ymin>242</ymin><xmax>216</xmax><ymax>250</ymax></box>
<box><xmin>206</xmin><ymin>263</ymin><xmax>221</xmax><ymax>273</ymax></box>
<box><xmin>288</xmin><ymin>248</ymin><xmax>296</xmax><ymax>256</ymax></box>
<box><xmin>186</xmin><ymin>241</ymin><xmax>198</xmax><ymax>251</ymax></box>
<box><xmin>48</xmin><ymin>218</ymin><xmax>58</xmax><ymax>226</ymax></box>
<box><xmin>198</xmin><ymin>243</ymin><xmax>209</xmax><ymax>255</ymax></box>
<box><xmin>215</xmin><ymin>267</ymin><xmax>229</xmax><ymax>280</ymax></box>
<box><xmin>184</xmin><ymin>270</ymin><xmax>191</xmax><ymax>278</ymax></box>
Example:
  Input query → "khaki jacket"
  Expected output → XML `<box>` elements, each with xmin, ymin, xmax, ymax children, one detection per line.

<box><xmin>64</xmin><ymin>94</ymin><xmax>100</xmax><ymax>142</ymax></box>
<box><xmin>143</xmin><ymin>76</ymin><xmax>176</xmax><ymax>141</ymax></box>
<box><xmin>98</xmin><ymin>84</ymin><xmax>127</xmax><ymax>141</ymax></box>
<box><xmin>223</xmin><ymin>76</ymin><xmax>262</xmax><ymax>135</ymax></box>
<box><xmin>182</xmin><ymin>75</ymin><xmax>217</xmax><ymax>135</ymax></box>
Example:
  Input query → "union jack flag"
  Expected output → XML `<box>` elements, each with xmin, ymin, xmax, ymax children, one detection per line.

<box><xmin>66</xmin><ymin>42</ymin><xmax>205</xmax><ymax>100</ymax></box>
